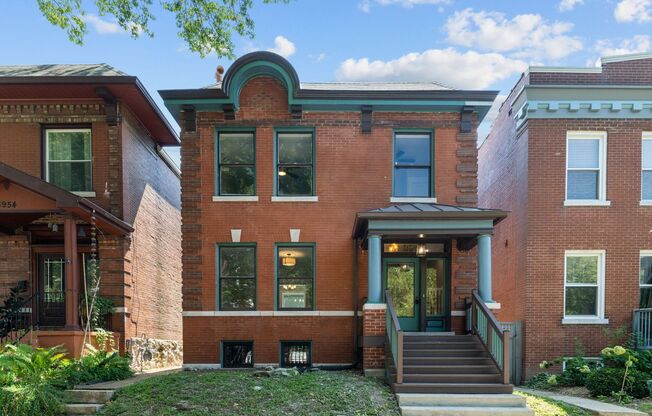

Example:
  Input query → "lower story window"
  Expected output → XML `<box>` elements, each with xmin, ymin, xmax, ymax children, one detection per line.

<box><xmin>564</xmin><ymin>251</ymin><xmax>605</xmax><ymax>319</ymax></box>
<box><xmin>277</xmin><ymin>245</ymin><xmax>314</xmax><ymax>310</ymax></box>
<box><xmin>641</xmin><ymin>252</ymin><xmax>652</xmax><ymax>308</ymax></box>
<box><xmin>281</xmin><ymin>341</ymin><xmax>311</xmax><ymax>368</ymax></box>
<box><xmin>222</xmin><ymin>341</ymin><xmax>253</xmax><ymax>368</ymax></box>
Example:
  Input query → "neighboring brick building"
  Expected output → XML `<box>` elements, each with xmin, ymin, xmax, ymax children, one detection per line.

<box><xmin>160</xmin><ymin>51</ymin><xmax>512</xmax><ymax>391</ymax></box>
<box><xmin>0</xmin><ymin>64</ymin><xmax>182</xmax><ymax>364</ymax></box>
<box><xmin>479</xmin><ymin>52</ymin><xmax>652</xmax><ymax>379</ymax></box>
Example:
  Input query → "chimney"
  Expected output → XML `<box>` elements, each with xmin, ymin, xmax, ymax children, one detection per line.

<box><xmin>216</xmin><ymin>65</ymin><xmax>224</xmax><ymax>83</ymax></box>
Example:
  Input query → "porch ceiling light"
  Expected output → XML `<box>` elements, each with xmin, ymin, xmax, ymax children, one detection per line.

<box><xmin>416</xmin><ymin>243</ymin><xmax>427</xmax><ymax>257</ymax></box>
<box><xmin>278</xmin><ymin>170</ymin><xmax>287</xmax><ymax>176</ymax></box>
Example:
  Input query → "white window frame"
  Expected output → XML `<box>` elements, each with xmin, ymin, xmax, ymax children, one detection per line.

<box><xmin>640</xmin><ymin>251</ymin><xmax>652</xmax><ymax>306</ymax></box>
<box><xmin>562</xmin><ymin>250</ymin><xmax>608</xmax><ymax>324</ymax></box>
<box><xmin>564</xmin><ymin>131</ymin><xmax>609</xmax><ymax>206</ymax></box>
<box><xmin>45</xmin><ymin>128</ymin><xmax>94</xmax><ymax>196</ymax></box>
<box><xmin>641</xmin><ymin>133</ymin><xmax>652</xmax><ymax>205</ymax></box>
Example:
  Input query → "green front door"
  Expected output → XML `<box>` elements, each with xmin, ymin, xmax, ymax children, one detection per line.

<box><xmin>384</xmin><ymin>259</ymin><xmax>420</xmax><ymax>331</ymax></box>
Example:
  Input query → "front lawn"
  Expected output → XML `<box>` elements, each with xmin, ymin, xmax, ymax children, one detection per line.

<box><xmin>516</xmin><ymin>391</ymin><xmax>592</xmax><ymax>416</ymax></box>
<box><xmin>99</xmin><ymin>369</ymin><xmax>400</xmax><ymax>416</ymax></box>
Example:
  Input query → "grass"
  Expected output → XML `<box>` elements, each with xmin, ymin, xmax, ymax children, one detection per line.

<box><xmin>515</xmin><ymin>391</ymin><xmax>592</xmax><ymax>416</ymax></box>
<box><xmin>98</xmin><ymin>370</ymin><xmax>400</xmax><ymax>416</ymax></box>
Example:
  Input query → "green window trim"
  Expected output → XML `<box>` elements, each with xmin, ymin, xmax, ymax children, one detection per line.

<box><xmin>392</xmin><ymin>130</ymin><xmax>435</xmax><ymax>198</ymax></box>
<box><xmin>215</xmin><ymin>128</ymin><xmax>256</xmax><ymax>196</ymax></box>
<box><xmin>274</xmin><ymin>128</ymin><xmax>316</xmax><ymax>197</ymax></box>
<box><xmin>217</xmin><ymin>243</ymin><xmax>257</xmax><ymax>311</ymax></box>
<box><xmin>44</xmin><ymin>128</ymin><xmax>93</xmax><ymax>193</ymax></box>
<box><xmin>275</xmin><ymin>243</ymin><xmax>316</xmax><ymax>311</ymax></box>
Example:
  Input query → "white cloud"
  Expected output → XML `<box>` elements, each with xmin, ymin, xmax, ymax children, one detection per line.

<box><xmin>359</xmin><ymin>0</ymin><xmax>371</xmax><ymax>12</ymax></box>
<box><xmin>309</xmin><ymin>53</ymin><xmax>326</xmax><ymax>63</ymax></box>
<box><xmin>336</xmin><ymin>48</ymin><xmax>527</xmax><ymax>90</ymax></box>
<box><xmin>558</xmin><ymin>0</ymin><xmax>583</xmax><ymax>11</ymax></box>
<box><xmin>614</xmin><ymin>0</ymin><xmax>652</xmax><ymax>22</ymax></box>
<box><xmin>376</xmin><ymin>0</ymin><xmax>449</xmax><ymax>6</ymax></box>
<box><xmin>82</xmin><ymin>14</ymin><xmax>123</xmax><ymax>34</ymax></box>
<box><xmin>595</xmin><ymin>35</ymin><xmax>651</xmax><ymax>56</ymax></box>
<box><xmin>268</xmin><ymin>36</ymin><xmax>296</xmax><ymax>58</ymax></box>
<box><xmin>445</xmin><ymin>8</ymin><xmax>582</xmax><ymax>61</ymax></box>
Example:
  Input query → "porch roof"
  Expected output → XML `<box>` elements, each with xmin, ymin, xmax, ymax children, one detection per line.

<box><xmin>0</xmin><ymin>162</ymin><xmax>133</xmax><ymax>235</ymax></box>
<box><xmin>352</xmin><ymin>203</ymin><xmax>508</xmax><ymax>239</ymax></box>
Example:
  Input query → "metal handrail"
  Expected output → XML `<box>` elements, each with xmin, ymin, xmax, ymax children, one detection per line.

<box><xmin>468</xmin><ymin>290</ymin><xmax>511</xmax><ymax>384</ymax></box>
<box><xmin>0</xmin><ymin>292</ymin><xmax>38</xmax><ymax>345</ymax></box>
<box><xmin>633</xmin><ymin>308</ymin><xmax>652</xmax><ymax>349</ymax></box>
<box><xmin>385</xmin><ymin>290</ymin><xmax>404</xmax><ymax>384</ymax></box>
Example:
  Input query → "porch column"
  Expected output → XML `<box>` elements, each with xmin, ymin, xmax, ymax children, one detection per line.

<box><xmin>367</xmin><ymin>234</ymin><xmax>382</xmax><ymax>303</ymax></box>
<box><xmin>64</xmin><ymin>215</ymin><xmax>80</xmax><ymax>329</ymax></box>
<box><xmin>477</xmin><ymin>233</ymin><xmax>493</xmax><ymax>302</ymax></box>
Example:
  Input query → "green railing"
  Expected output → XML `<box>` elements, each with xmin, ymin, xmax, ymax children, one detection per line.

<box><xmin>633</xmin><ymin>308</ymin><xmax>652</xmax><ymax>349</ymax></box>
<box><xmin>385</xmin><ymin>290</ymin><xmax>404</xmax><ymax>384</ymax></box>
<box><xmin>467</xmin><ymin>290</ymin><xmax>511</xmax><ymax>384</ymax></box>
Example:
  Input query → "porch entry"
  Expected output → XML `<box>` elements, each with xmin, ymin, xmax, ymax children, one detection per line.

<box><xmin>382</xmin><ymin>249</ymin><xmax>449</xmax><ymax>332</ymax></box>
<box><xmin>38</xmin><ymin>254</ymin><xmax>66</xmax><ymax>327</ymax></box>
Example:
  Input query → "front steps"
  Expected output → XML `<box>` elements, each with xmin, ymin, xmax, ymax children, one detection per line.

<box><xmin>64</xmin><ymin>389</ymin><xmax>114</xmax><ymax>415</ymax></box>
<box><xmin>396</xmin><ymin>393</ymin><xmax>534</xmax><ymax>416</ymax></box>
<box><xmin>391</xmin><ymin>334</ymin><xmax>513</xmax><ymax>395</ymax></box>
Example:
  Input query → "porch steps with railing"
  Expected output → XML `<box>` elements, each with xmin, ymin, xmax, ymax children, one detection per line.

<box><xmin>396</xmin><ymin>393</ymin><xmax>533</xmax><ymax>416</ymax></box>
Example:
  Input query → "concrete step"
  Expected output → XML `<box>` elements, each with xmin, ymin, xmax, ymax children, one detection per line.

<box><xmin>403</xmin><ymin>365</ymin><xmax>499</xmax><ymax>374</ymax></box>
<box><xmin>404</xmin><ymin>349</ymin><xmax>486</xmax><ymax>358</ymax></box>
<box><xmin>394</xmin><ymin>383</ymin><xmax>514</xmax><ymax>394</ymax></box>
<box><xmin>400</xmin><ymin>405</ymin><xmax>534</xmax><ymax>416</ymax></box>
<box><xmin>403</xmin><ymin>373</ymin><xmax>503</xmax><ymax>384</ymax></box>
<box><xmin>65</xmin><ymin>389</ymin><xmax>114</xmax><ymax>404</ymax></box>
<box><xmin>64</xmin><ymin>403</ymin><xmax>104</xmax><ymax>415</ymax></box>
<box><xmin>396</xmin><ymin>393</ymin><xmax>527</xmax><ymax>408</ymax></box>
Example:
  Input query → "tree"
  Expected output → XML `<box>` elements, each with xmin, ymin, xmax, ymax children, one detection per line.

<box><xmin>36</xmin><ymin>0</ymin><xmax>288</xmax><ymax>58</ymax></box>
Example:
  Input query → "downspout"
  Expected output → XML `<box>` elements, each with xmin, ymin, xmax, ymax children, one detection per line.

<box><xmin>353</xmin><ymin>237</ymin><xmax>360</xmax><ymax>367</ymax></box>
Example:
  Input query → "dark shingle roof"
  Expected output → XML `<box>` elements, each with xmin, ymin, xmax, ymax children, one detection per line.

<box><xmin>0</xmin><ymin>63</ymin><xmax>127</xmax><ymax>78</ymax></box>
<box><xmin>365</xmin><ymin>203</ymin><xmax>499</xmax><ymax>214</ymax></box>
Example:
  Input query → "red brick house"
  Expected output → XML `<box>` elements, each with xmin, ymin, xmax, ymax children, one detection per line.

<box><xmin>479</xmin><ymin>53</ymin><xmax>652</xmax><ymax>379</ymax></box>
<box><xmin>160</xmin><ymin>51</ymin><xmax>516</xmax><ymax>393</ymax></box>
<box><xmin>0</xmin><ymin>64</ymin><xmax>182</xmax><ymax>365</ymax></box>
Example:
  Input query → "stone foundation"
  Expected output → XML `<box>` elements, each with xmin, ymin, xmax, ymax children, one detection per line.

<box><xmin>127</xmin><ymin>336</ymin><xmax>183</xmax><ymax>371</ymax></box>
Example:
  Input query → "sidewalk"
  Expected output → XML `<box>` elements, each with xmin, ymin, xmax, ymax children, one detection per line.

<box><xmin>517</xmin><ymin>388</ymin><xmax>647</xmax><ymax>416</ymax></box>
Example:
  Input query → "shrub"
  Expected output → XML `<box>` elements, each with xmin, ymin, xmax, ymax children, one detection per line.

<box><xmin>586</xmin><ymin>367</ymin><xmax>649</xmax><ymax>399</ymax></box>
<box><xmin>526</xmin><ymin>372</ymin><xmax>554</xmax><ymax>389</ymax></box>
<box><xmin>557</xmin><ymin>356</ymin><xmax>597</xmax><ymax>387</ymax></box>
<box><xmin>62</xmin><ymin>343</ymin><xmax>133</xmax><ymax>388</ymax></box>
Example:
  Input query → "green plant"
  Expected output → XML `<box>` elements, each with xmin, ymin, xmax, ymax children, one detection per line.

<box><xmin>80</xmin><ymin>294</ymin><xmax>114</xmax><ymax>330</ymax></box>
<box><xmin>526</xmin><ymin>372</ymin><xmax>554</xmax><ymax>389</ymax></box>
<box><xmin>0</xmin><ymin>282</ymin><xmax>27</xmax><ymax>339</ymax></box>
<box><xmin>0</xmin><ymin>344</ymin><xmax>68</xmax><ymax>416</ymax></box>
<box><xmin>558</xmin><ymin>356</ymin><xmax>598</xmax><ymax>387</ymax></box>
<box><xmin>62</xmin><ymin>343</ymin><xmax>133</xmax><ymax>388</ymax></box>
<box><xmin>586</xmin><ymin>367</ymin><xmax>649</xmax><ymax>399</ymax></box>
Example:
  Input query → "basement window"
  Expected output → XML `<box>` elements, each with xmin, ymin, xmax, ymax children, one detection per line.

<box><xmin>222</xmin><ymin>341</ymin><xmax>253</xmax><ymax>368</ymax></box>
<box><xmin>280</xmin><ymin>341</ymin><xmax>311</xmax><ymax>368</ymax></box>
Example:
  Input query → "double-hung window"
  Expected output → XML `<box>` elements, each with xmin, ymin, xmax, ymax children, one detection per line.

<box><xmin>276</xmin><ymin>132</ymin><xmax>314</xmax><ymax>197</ymax></box>
<box><xmin>563</xmin><ymin>250</ymin><xmax>606</xmax><ymax>323</ymax></box>
<box><xmin>217</xmin><ymin>131</ymin><xmax>255</xmax><ymax>196</ymax></box>
<box><xmin>45</xmin><ymin>128</ymin><xmax>92</xmax><ymax>193</ymax></box>
<box><xmin>277</xmin><ymin>245</ymin><xmax>315</xmax><ymax>310</ymax></box>
<box><xmin>640</xmin><ymin>252</ymin><xmax>652</xmax><ymax>308</ymax></box>
<box><xmin>393</xmin><ymin>132</ymin><xmax>433</xmax><ymax>200</ymax></box>
<box><xmin>218</xmin><ymin>245</ymin><xmax>256</xmax><ymax>310</ymax></box>
<box><xmin>642</xmin><ymin>133</ymin><xmax>652</xmax><ymax>203</ymax></box>
<box><xmin>565</xmin><ymin>132</ymin><xmax>607</xmax><ymax>205</ymax></box>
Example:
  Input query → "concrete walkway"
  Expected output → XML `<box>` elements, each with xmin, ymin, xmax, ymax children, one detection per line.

<box><xmin>79</xmin><ymin>366</ymin><xmax>181</xmax><ymax>390</ymax></box>
<box><xmin>517</xmin><ymin>388</ymin><xmax>647</xmax><ymax>416</ymax></box>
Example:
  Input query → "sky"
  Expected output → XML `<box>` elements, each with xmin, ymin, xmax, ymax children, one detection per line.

<box><xmin>2</xmin><ymin>0</ymin><xmax>652</xmax><ymax>166</ymax></box>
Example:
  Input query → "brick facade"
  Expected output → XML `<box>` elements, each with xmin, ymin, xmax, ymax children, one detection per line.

<box><xmin>479</xmin><ymin>56</ymin><xmax>652</xmax><ymax>378</ymax></box>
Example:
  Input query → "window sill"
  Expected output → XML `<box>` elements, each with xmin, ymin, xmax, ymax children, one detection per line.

<box><xmin>641</xmin><ymin>201</ymin><xmax>652</xmax><ymax>206</ymax></box>
<box><xmin>563</xmin><ymin>200</ymin><xmax>611</xmax><ymax>207</ymax></box>
<box><xmin>212</xmin><ymin>196</ymin><xmax>259</xmax><ymax>202</ymax></box>
<box><xmin>271</xmin><ymin>196</ymin><xmax>319</xmax><ymax>202</ymax></box>
<box><xmin>561</xmin><ymin>318</ymin><xmax>609</xmax><ymax>325</ymax></box>
<box><xmin>390</xmin><ymin>197</ymin><xmax>437</xmax><ymax>204</ymax></box>
<box><xmin>72</xmin><ymin>191</ymin><xmax>96</xmax><ymax>198</ymax></box>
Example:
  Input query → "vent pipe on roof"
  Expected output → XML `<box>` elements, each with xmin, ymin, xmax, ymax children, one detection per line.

<box><xmin>216</xmin><ymin>65</ymin><xmax>224</xmax><ymax>82</ymax></box>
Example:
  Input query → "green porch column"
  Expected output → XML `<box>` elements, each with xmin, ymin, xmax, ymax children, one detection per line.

<box><xmin>367</xmin><ymin>234</ymin><xmax>382</xmax><ymax>303</ymax></box>
<box><xmin>477</xmin><ymin>233</ymin><xmax>493</xmax><ymax>302</ymax></box>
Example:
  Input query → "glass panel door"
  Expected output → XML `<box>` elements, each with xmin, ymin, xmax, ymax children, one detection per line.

<box><xmin>384</xmin><ymin>259</ymin><xmax>420</xmax><ymax>331</ymax></box>
<box><xmin>38</xmin><ymin>255</ymin><xmax>66</xmax><ymax>327</ymax></box>
<box><xmin>425</xmin><ymin>258</ymin><xmax>448</xmax><ymax>331</ymax></box>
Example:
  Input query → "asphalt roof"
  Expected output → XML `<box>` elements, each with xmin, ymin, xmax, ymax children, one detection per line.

<box><xmin>364</xmin><ymin>203</ymin><xmax>504</xmax><ymax>214</ymax></box>
<box><xmin>0</xmin><ymin>63</ymin><xmax>127</xmax><ymax>78</ymax></box>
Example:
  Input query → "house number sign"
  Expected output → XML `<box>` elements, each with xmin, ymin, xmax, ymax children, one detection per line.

<box><xmin>0</xmin><ymin>201</ymin><xmax>17</xmax><ymax>208</ymax></box>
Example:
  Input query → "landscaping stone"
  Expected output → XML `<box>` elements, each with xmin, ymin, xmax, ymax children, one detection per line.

<box><xmin>127</xmin><ymin>337</ymin><xmax>183</xmax><ymax>371</ymax></box>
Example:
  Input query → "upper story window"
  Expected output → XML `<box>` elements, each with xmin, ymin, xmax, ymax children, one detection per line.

<box><xmin>393</xmin><ymin>132</ymin><xmax>433</xmax><ymax>199</ymax></box>
<box><xmin>45</xmin><ymin>129</ymin><xmax>92</xmax><ymax>193</ymax></box>
<box><xmin>565</xmin><ymin>132</ymin><xmax>608</xmax><ymax>206</ymax></box>
<box><xmin>642</xmin><ymin>133</ymin><xmax>652</xmax><ymax>203</ymax></box>
<box><xmin>217</xmin><ymin>131</ymin><xmax>255</xmax><ymax>196</ymax></box>
<box><xmin>563</xmin><ymin>250</ymin><xmax>606</xmax><ymax>324</ymax></box>
<box><xmin>276</xmin><ymin>132</ymin><xmax>314</xmax><ymax>197</ymax></box>
<box><xmin>218</xmin><ymin>244</ymin><xmax>256</xmax><ymax>310</ymax></box>
<box><xmin>277</xmin><ymin>244</ymin><xmax>315</xmax><ymax>310</ymax></box>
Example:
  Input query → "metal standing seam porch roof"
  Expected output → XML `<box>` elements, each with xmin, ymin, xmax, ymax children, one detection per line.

<box><xmin>352</xmin><ymin>203</ymin><xmax>509</xmax><ymax>239</ymax></box>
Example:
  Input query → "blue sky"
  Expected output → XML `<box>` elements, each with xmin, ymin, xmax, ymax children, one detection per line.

<box><xmin>3</xmin><ymin>0</ymin><xmax>652</xmax><ymax>165</ymax></box>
